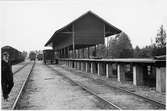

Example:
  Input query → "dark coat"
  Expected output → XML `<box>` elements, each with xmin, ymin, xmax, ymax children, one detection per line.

<box><xmin>1</xmin><ymin>60</ymin><xmax>13</xmax><ymax>84</ymax></box>
<box><xmin>1</xmin><ymin>60</ymin><xmax>14</xmax><ymax>98</ymax></box>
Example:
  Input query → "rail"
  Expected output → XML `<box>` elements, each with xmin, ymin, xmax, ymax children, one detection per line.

<box><xmin>11</xmin><ymin>61</ymin><xmax>36</xmax><ymax>110</ymax></box>
<box><xmin>47</xmin><ymin>65</ymin><xmax>122</xmax><ymax>110</ymax></box>
<box><xmin>13</xmin><ymin>62</ymin><xmax>30</xmax><ymax>75</ymax></box>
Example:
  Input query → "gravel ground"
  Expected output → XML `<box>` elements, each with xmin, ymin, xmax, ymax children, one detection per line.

<box><xmin>1</xmin><ymin>61</ymin><xmax>34</xmax><ymax>109</ymax></box>
<box><xmin>16</xmin><ymin>61</ymin><xmax>112</xmax><ymax>110</ymax></box>
<box><xmin>60</xmin><ymin>64</ymin><xmax>166</xmax><ymax>105</ymax></box>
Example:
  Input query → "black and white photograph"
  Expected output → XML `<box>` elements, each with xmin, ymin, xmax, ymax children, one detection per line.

<box><xmin>0</xmin><ymin>0</ymin><xmax>166</xmax><ymax>110</ymax></box>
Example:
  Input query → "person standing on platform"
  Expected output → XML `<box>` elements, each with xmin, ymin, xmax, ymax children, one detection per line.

<box><xmin>1</xmin><ymin>52</ymin><xmax>14</xmax><ymax>101</ymax></box>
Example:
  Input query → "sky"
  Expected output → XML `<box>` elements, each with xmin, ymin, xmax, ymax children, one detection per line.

<box><xmin>0</xmin><ymin>0</ymin><xmax>167</xmax><ymax>52</ymax></box>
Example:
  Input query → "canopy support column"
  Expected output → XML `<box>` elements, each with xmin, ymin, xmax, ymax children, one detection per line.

<box><xmin>72</xmin><ymin>24</ymin><xmax>75</xmax><ymax>58</ymax></box>
<box><xmin>88</xmin><ymin>47</ymin><xmax>90</xmax><ymax>58</ymax></box>
<box><xmin>94</xmin><ymin>45</ymin><xmax>96</xmax><ymax>57</ymax></box>
<box><xmin>82</xmin><ymin>48</ymin><xmax>84</xmax><ymax>58</ymax></box>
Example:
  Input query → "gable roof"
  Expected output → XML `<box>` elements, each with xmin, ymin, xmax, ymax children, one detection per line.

<box><xmin>45</xmin><ymin>11</ymin><xmax>122</xmax><ymax>47</ymax></box>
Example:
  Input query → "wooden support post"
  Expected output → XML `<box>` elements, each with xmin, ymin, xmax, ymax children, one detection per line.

<box><xmin>82</xmin><ymin>48</ymin><xmax>84</xmax><ymax>58</ymax></box>
<box><xmin>81</xmin><ymin>62</ymin><xmax>84</xmax><ymax>71</ymax></box>
<box><xmin>91</xmin><ymin>62</ymin><xmax>93</xmax><ymax>73</ymax></box>
<box><xmin>65</xmin><ymin>48</ymin><xmax>67</xmax><ymax>58</ymax></box>
<box><xmin>117</xmin><ymin>64</ymin><xmax>126</xmax><ymax>82</ymax></box>
<box><xmin>78</xmin><ymin>49</ymin><xmax>80</xmax><ymax>58</ymax></box>
<box><xmin>156</xmin><ymin>67</ymin><xmax>166</xmax><ymax>92</ymax></box>
<box><xmin>106</xmin><ymin>63</ymin><xmax>113</xmax><ymax>78</ymax></box>
<box><xmin>79</xmin><ymin>61</ymin><xmax>81</xmax><ymax>70</ymax></box>
<box><xmin>83</xmin><ymin>62</ymin><xmax>86</xmax><ymax>71</ymax></box>
<box><xmin>76</xmin><ymin>50</ymin><xmax>78</xmax><ymax>58</ymax></box>
<box><xmin>93</xmin><ymin>45</ymin><xmax>96</xmax><ymax>57</ymax></box>
<box><xmin>79</xmin><ymin>49</ymin><xmax>80</xmax><ymax>58</ymax></box>
<box><xmin>133</xmin><ymin>65</ymin><xmax>143</xmax><ymax>86</ymax></box>
<box><xmin>72</xmin><ymin>24</ymin><xmax>75</xmax><ymax>58</ymax></box>
<box><xmin>107</xmin><ymin>37</ymin><xmax>109</xmax><ymax>57</ymax></box>
<box><xmin>98</xmin><ymin>62</ymin><xmax>103</xmax><ymax>76</ymax></box>
<box><xmin>86</xmin><ymin>62</ymin><xmax>88</xmax><ymax>72</ymax></box>
<box><xmin>76</xmin><ymin>61</ymin><xmax>78</xmax><ymax>69</ymax></box>
<box><xmin>91</xmin><ymin>62</ymin><xmax>96</xmax><ymax>74</ymax></box>
<box><xmin>86</xmin><ymin>62</ymin><xmax>90</xmax><ymax>72</ymax></box>
<box><xmin>67</xmin><ymin>47</ymin><xmax>69</xmax><ymax>58</ymax></box>
<box><xmin>63</xmin><ymin>49</ymin><xmax>64</xmax><ymax>58</ymax></box>
<box><xmin>88</xmin><ymin>47</ymin><xmax>90</xmax><ymax>58</ymax></box>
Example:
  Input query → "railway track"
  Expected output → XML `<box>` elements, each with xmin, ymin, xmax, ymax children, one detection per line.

<box><xmin>13</xmin><ymin>62</ymin><xmax>30</xmax><ymax>75</ymax></box>
<box><xmin>64</xmin><ymin>67</ymin><xmax>166</xmax><ymax>109</ymax></box>
<box><xmin>73</xmin><ymin>69</ymin><xmax>166</xmax><ymax>109</ymax></box>
<box><xmin>49</xmin><ymin>65</ymin><xmax>166</xmax><ymax>110</ymax></box>
<box><xmin>11</xmin><ymin>61</ymin><xmax>36</xmax><ymax>110</ymax></box>
<box><xmin>101</xmin><ymin>79</ymin><xmax>166</xmax><ymax>109</ymax></box>
<box><xmin>47</xmin><ymin>65</ymin><xmax>122</xmax><ymax>110</ymax></box>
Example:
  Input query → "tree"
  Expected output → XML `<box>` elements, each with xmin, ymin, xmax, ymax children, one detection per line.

<box><xmin>96</xmin><ymin>44</ymin><xmax>107</xmax><ymax>58</ymax></box>
<box><xmin>152</xmin><ymin>25</ymin><xmax>166</xmax><ymax>56</ymax></box>
<box><xmin>155</xmin><ymin>25</ymin><xmax>166</xmax><ymax>48</ymax></box>
<box><xmin>108</xmin><ymin>32</ymin><xmax>133</xmax><ymax>58</ymax></box>
<box><xmin>108</xmin><ymin>37</ymin><xmax>118</xmax><ymax>58</ymax></box>
<box><xmin>133</xmin><ymin>46</ymin><xmax>141</xmax><ymax>58</ymax></box>
<box><xmin>141</xmin><ymin>45</ymin><xmax>153</xmax><ymax>58</ymax></box>
<box><xmin>133</xmin><ymin>25</ymin><xmax>166</xmax><ymax>58</ymax></box>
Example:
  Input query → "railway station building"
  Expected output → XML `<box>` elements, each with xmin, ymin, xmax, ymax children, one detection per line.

<box><xmin>45</xmin><ymin>11</ymin><xmax>166</xmax><ymax>93</ymax></box>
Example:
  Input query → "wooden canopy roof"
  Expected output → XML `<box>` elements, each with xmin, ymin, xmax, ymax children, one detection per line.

<box><xmin>45</xmin><ymin>11</ymin><xmax>122</xmax><ymax>49</ymax></box>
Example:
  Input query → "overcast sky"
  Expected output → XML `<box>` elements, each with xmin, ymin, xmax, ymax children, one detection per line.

<box><xmin>0</xmin><ymin>0</ymin><xmax>167</xmax><ymax>52</ymax></box>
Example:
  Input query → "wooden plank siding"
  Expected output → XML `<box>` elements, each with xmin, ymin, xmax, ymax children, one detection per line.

<box><xmin>75</xmin><ymin>13</ymin><xmax>104</xmax><ymax>45</ymax></box>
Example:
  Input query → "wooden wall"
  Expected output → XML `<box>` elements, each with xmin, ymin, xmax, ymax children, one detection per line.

<box><xmin>74</xmin><ymin>14</ymin><xmax>104</xmax><ymax>45</ymax></box>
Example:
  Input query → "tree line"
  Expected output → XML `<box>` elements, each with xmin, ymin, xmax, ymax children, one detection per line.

<box><xmin>95</xmin><ymin>25</ymin><xmax>166</xmax><ymax>58</ymax></box>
